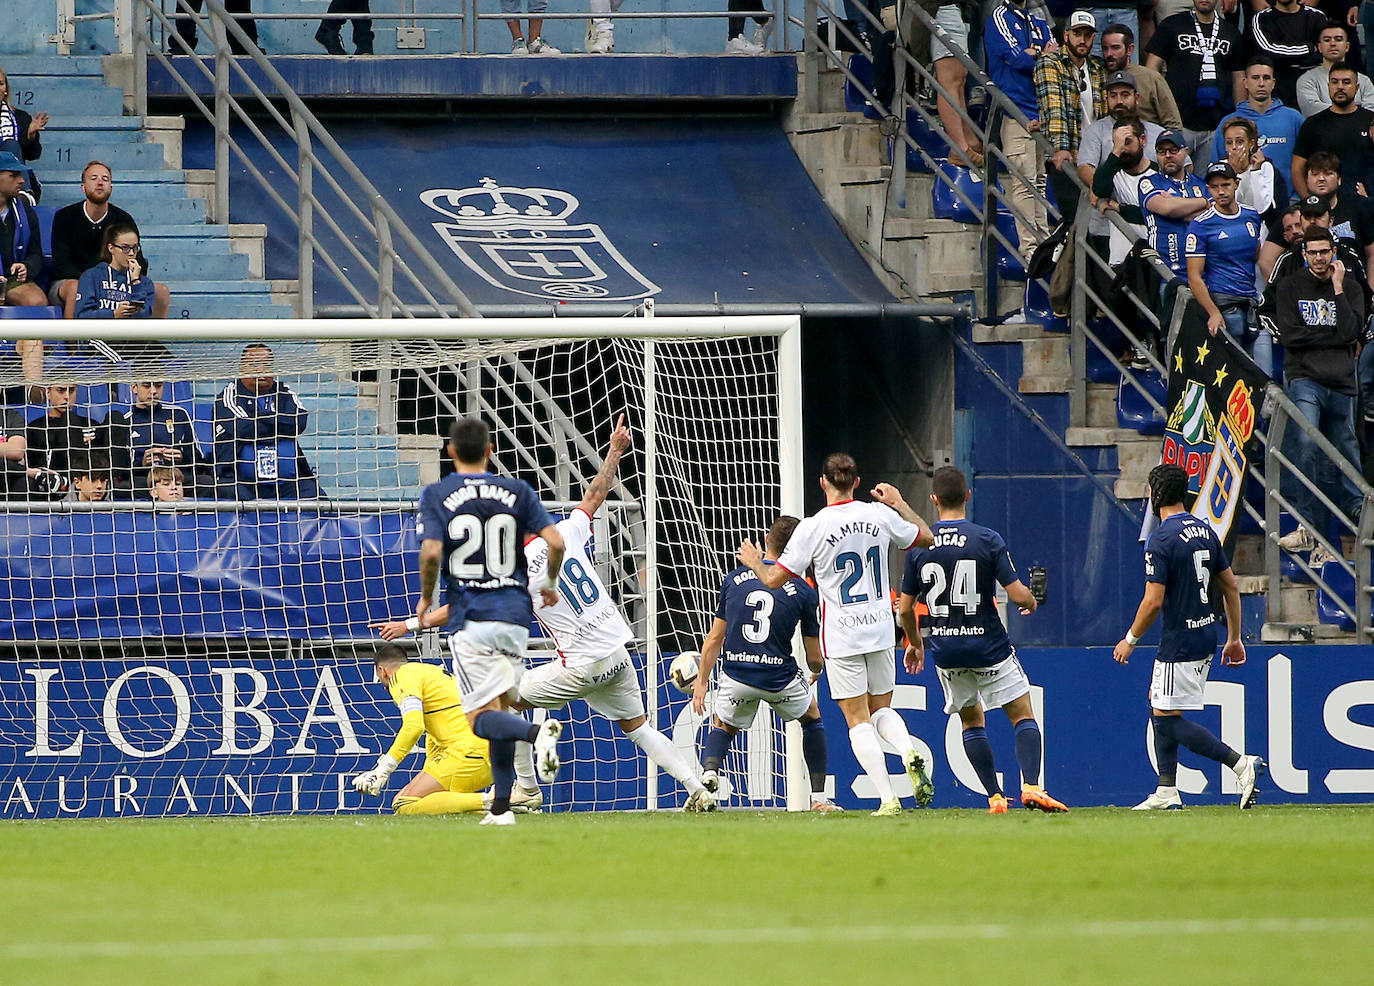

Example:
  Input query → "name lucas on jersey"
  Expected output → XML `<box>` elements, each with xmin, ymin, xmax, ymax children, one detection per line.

<box><xmin>443</xmin><ymin>483</ymin><xmax>518</xmax><ymax>511</ymax></box>
<box><xmin>823</xmin><ymin>521</ymin><xmax>882</xmax><ymax>546</ymax></box>
<box><xmin>931</xmin><ymin>531</ymin><xmax>967</xmax><ymax>547</ymax></box>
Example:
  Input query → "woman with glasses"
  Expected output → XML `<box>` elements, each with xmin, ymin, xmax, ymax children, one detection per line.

<box><xmin>74</xmin><ymin>223</ymin><xmax>157</xmax><ymax>319</ymax></box>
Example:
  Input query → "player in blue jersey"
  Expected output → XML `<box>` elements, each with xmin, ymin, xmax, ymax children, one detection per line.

<box><xmin>693</xmin><ymin>515</ymin><xmax>840</xmax><ymax>812</ymax></box>
<box><xmin>1114</xmin><ymin>464</ymin><xmax>1265</xmax><ymax>810</ymax></box>
<box><xmin>414</xmin><ymin>417</ymin><xmax>566</xmax><ymax>826</ymax></box>
<box><xmin>897</xmin><ymin>467</ymin><xmax>1067</xmax><ymax>815</ymax></box>
<box><xmin>1139</xmin><ymin>130</ymin><xmax>1211</xmax><ymax>280</ymax></box>
<box><xmin>1186</xmin><ymin>161</ymin><xmax>1270</xmax><ymax>375</ymax></box>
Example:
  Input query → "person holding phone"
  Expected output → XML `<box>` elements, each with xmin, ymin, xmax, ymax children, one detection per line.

<box><xmin>74</xmin><ymin>223</ymin><xmax>156</xmax><ymax>319</ymax></box>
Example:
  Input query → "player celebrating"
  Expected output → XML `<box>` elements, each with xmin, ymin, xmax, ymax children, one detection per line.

<box><xmin>694</xmin><ymin>514</ymin><xmax>840</xmax><ymax>812</ymax></box>
<box><xmin>897</xmin><ymin>467</ymin><xmax>1067</xmax><ymax>815</ymax></box>
<box><xmin>737</xmin><ymin>452</ymin><xmax>935</xmax><ymax>816</ymax></box>
<box><xmin>381</xmin><ymin>416</ymin><xmax>715</xmax><ymax>812</ymax></box>
<box><xmin>1114</xmin><ymin>464</ymin><xmax>1265</xmax><ymax>810</ymax></box>
<box><xmin>415</xmin><ymin>417</ymin><xmax>565</xmax><ymax>826</ymax></box>
<box><xmin>352</xmin><ymin>645</ymin><xmax>500</xmax><ymax>815</ymax></box>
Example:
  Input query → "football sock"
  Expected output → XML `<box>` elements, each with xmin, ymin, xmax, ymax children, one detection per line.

<box><xmin>1155</xmin><ymin>714</ymin><xmax>1240</xmax><ymax>769</ymax></box>
<box><xmin>393</xmin><ymin>791</ymin><xmax>485</xmax><ymax>815</ymax></box>
<box><xmin>513</xmin><ymin>740</ymin><xmax>539</xmax><ymax>792</ymax></box>
<box><xmin>471</xmin><ymin>709</ymin><xmax>540</xmax><ymax>745</ymax></box>
<box><xmin>849</xmin><ymin>722</ymin><xmax>895</xmax><ymax>802</ymax></box>
<box><xmin>487</xmin><ymin>739</ymin><xmax>516</xmax><ymax>814</ymax></box>
<box><xmin>626</xmin><ymin>723</ymin><xmax>705</xmax><ymax>795</ymax></box>
<box><xmin>961</xmin><ymin>726</ymin><xmax>1001</xmax><ymax>797</ymax></box>
<box><xmin>1013</xmin><ymin>718</ymin><xmax>1043</xmax><ymax>787</ymax></box>
<box><xmin>801</xmin><ymin>716</ymin><xmax>829</xmax><ymax>796</ymax></box>
<box><xmin>1151</xmin><ymin>715</ymin><xmax>1180</xmax><ymax>787</ymax></box>
<box><xmin>702</xmin><ymin>725</ymin><xmax>733</xmax><ymax>774</ymax></box>
<box><xmin>869</xmin><ymin>706</ymin><xmax>916</xmax><ymax>756</ymax></box>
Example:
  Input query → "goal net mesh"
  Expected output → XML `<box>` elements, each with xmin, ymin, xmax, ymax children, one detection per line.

<box><xmin>0</xmin><ymin>323</ymin><xmax>795</xmax><ymax>817</ymax></box>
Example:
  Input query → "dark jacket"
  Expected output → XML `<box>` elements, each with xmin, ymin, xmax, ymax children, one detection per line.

<box><xmin>1274</xmin><ymin>267</ymin><xmax>1364</xmax><ymax>393</ymax></box>
<box><xmin>211</xmin><ymin>379</ymin><xmax>318</xmax><ymax>497</ymax></box>
<box><xmin>50</xmin><ymin>203</ymin><xmax>141</xmax><ymax>282</ymax></box>
<box><xmin>1258</xmin><ymin>238</ymin><xmax>1370</xmax><ymax>337</ymax></box>
<box><xmin>108</xmin><ymin>402</ymin><xmax>207</xmax><ymax>483</ymax></box>
<box><xmin>0</xmin><ymin>196</ymin><xmax>44</xmax><ymax>284</ymax></box>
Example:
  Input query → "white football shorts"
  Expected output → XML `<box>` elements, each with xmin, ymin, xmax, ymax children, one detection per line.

<box><xmin>936</xmin><ymin>652</ymin><xmax>1032</xmax><ymax>714</ymax></box>
<box><xmin>826</xmin><ymin>649</ymin><xmax>896</xmax><ymax>701</ymax></box>
<box><xmin>518</xmin><ymin>646</ymin><xmax>646</xmax><ymax>721</ymax></box>
<box><xmin>447</xmin><ymin>621</ymin><xmax>531</xmax><ymax>711</ymax></box>
<box><xmin>1149</xmin><ymin>657</ymin><xmax>1212</xmax><ymax>711</ymax></box>
<box><xmin>715</xmin><ymin>670</ymin><xmax>812</xmax><ymax>729</ymax></box>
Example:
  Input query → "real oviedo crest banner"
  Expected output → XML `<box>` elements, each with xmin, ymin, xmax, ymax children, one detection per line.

<box><xmin>1162</xmin><ymin>302</ymin><xmax>1271</xmax><ymax>550</ymax></box>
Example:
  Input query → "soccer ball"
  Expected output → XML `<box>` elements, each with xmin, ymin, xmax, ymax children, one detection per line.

<box><xmin>668</xmin><ymin>652</ymin><xmax>700</xmax><ymax>694</ymax></box>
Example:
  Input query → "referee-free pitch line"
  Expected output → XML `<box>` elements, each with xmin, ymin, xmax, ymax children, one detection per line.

<box><xmin>6</xmin><ymin>917</ymin><xmax>1372</xmax><ymax>961</ymax></box>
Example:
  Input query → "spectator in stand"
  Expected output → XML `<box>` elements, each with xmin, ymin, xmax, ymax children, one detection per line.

<box><xmin>315</xmin><ymin>1</ymin><xmax>373</xmax><ymax>55</ymax></box>
<box><xmin>109</xmin><ymin>380</ymin><xmax>211</xmax><ymax>497</ymax></box>
<box><xmin>0</xmin><ymin>402</ymin><xmax>27</xmax><ymax>499</ymax></box>
<box><xmin>24</xmin><ymin>382</ymin><xmax>110</xmax><ymax>500</ymax></box>
<box><xmin>1210</xmin><ymin>56</ymin><xmax>1305</xmax><ymax>188</ymax></box>
<box><xmin>986</xmin><ymin>0</ymin><xmax>1057</xmax><ymax>259</ymax></box>
<box><xmin>1258</xmin><ymin>199</ymin><xmax>1306</xmax><ymax>282</ymax></box>
<box><xmin>212</xmin><ymin>343</ymin><xmax>320</xmax><ymax>500</ymax></box>
<box><xmin>585</xmin><ymin>0</ymin><xmax>626</xmax><ymax>52</ymax></box>
<box><xmin>1298</xmin><ymin>155</ymin><xmax>1374</xmax><ymax>289</ymax></box>
<box><xmin>1141</xmin><ymin>128</ymin><xmax>1212</xmax><ymax>279</ymax></box>
<box><xmin>74</xmin><ymin>224</ymin><xmax>158</xmax><ymax>320</ymax></box>
<box><xmin>1291</xmin><ymin>64</ymin><xmax>1374</xmax><ymax>196</ymax></box>
<box><xmin>725</xmin><ymin>0</ymin><xmax>774</xmax><ymax>53</ymax></box>
<box><xmin>1145</xmin><ymin>0</ymin><xmax>1244</xmax><ymax>170</ymax></box>
<box><xmin>927</xmin><ymin>4</ymin><xmax>984</xmax><ymax>168</ymax></box>
<box><xmin>1296</xmin><ymin>22</ymin><xmax>1374</xmax><ymax>116</ymax></box>
<box><xmin>1248</xmin><ymin>0</ymin><xmax>1326</xmax><ymax>107</ymax></box>
<box><xmin>149</xmin><ymin>465</ymin><xmax>187</xmax><ymax>503</ymax></box>
<box><xmin>1079</xmin><ymin>72</ymin><xmax>1165</xmax><ymax>249</ymax></box>
<box><xmin>0</xmin><ymin>68</ymin><xmax>47</xmax><ymax>205</ymax></box>
<box><xmin>1100</xmin><ymin>23</ymin><xmax>1183</xmax><ymax>129</ymax></box>
<box><xmin>173</xmin><ymin>1</ymin><xmax>258</xmax><ymax>54</ymax></box>
<box><xmin>63</xmin><ymin>448</ymin><xmax>111</xmax><ymax>505</ymax></box>
<box><xmin>0</xmin><ymin>151</ymin><xmax>46</xmax><ymax>309</ymax></box>
<box><xmin>1259</xmin><ymin>193</ymin><xmax>1371</xmax><ymax>336</ymax></box>
<box><xmin>49</xmin><ymin>162</ymin><xmax>169</xmax><ymax>320</ymax></box>
<box><xmin>1035</xmin><ymin>10</ymin><xmax>1109</xmax><ymax>225</ymax></box>
<box><xmin>1186</xmin><ymin>161</ymin><xmax>1269</xmax><ymax>373</ymax></box>
<box><xmin>500</xmin><ymin>0</ymin><xmax>561</xmax><ymax>53</ymax></box>
<box><xmin>1222</xmin><ymin>117</ymin><xmax>1288</xmax><ymax>261</ymax></box>
<box><xmin>1272</xmin><ymin>226</ymin><xmax>1365</xmax><ymax>565</ymax></box>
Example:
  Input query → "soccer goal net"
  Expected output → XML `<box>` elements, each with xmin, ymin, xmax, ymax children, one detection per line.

<box><xmin>0</xmin><ymin>316</ymin><xmax>805</xmax><ymax>819</ymax></box>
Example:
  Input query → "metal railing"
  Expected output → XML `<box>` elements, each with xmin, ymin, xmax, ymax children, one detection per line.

<box><xmin>121</xmin><ymin>0</ymin><xmax>482</xmax><ymax>320</ymax></box>
<box><xmin>54</xmin><ymin>0</ymin><xmax>791</xmax><ymax>56</ymax></box>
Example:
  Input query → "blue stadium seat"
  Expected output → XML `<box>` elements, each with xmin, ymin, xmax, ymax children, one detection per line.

<box><xmin>994</xmin><ymin>209</ymin><xmax>1024</xmax><ymax>281</ymax></box>
<box><xmin>1316</xmin><ymin>558</ymin><xmax>1358</xmax><ymax>632</ymax></box>
<box><xmin>1116</xmin><ymin>369</ymin><xmax>1166</xmax><ymax>434</ymax></box>
<box><xmin>191</xmin><ymin>400</ymin><xmax>216</xmax><ymax>451</ymax></box>
<box><xmin>0</xmin><ymin>306</ymin><xmax>62</xmax><ymax>319</ymax></box>
<box><xmin>906</xmin><ymin>108</ymin><xmax>951</xmax><ymax>173</ymax></box>
<box><xmin>931</xmin><ymin>163</ymin><xmax>983</xmax><ymax>223</ymax></box>
<box><xmin>1024</xmin><ymin>277</ymin><xmax>1068</xmax><ymax>332</ymax></box>
<box><xmin>1083</xmin><ymin>318</ymin><xmax>1125</xmax><ymax>382</ymax></box>
<box><xmin>844</xmin><ymin>54</ymin><xmax>883</xmax><ymax>120</ymax></box>
<box><xmin>34</xmin><ymin>205</ymin><xmax>56</xmax><ymax>262</ymax></box>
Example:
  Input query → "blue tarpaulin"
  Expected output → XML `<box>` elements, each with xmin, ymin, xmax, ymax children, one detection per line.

<box><xmin>183</xmin><ymin>117</ymin><xmax>894</xmax><ymax>308</ymax></box>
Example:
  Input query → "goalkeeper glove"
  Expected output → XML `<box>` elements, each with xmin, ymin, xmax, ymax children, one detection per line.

<box><xmin>351</xmin><ymin>753</ymin><xmax>399</xmax><ymax>796</ymax></box>
<box><xmin>31</xmin><ymin>468</ymin><xmax>69</xmax><ymax>498</ymax></box>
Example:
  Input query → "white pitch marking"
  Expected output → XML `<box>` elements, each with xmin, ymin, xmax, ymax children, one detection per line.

<box><xmin>5</xmin><ymin>917</ymin><xmax>1371</xmax><ymax>962</ymax></box>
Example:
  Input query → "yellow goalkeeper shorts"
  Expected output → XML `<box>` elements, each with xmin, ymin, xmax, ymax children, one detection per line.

<box><xmin>423</xmin><ymin>745</ymin><xmax>492</xmax><ymax>793</ymax></box>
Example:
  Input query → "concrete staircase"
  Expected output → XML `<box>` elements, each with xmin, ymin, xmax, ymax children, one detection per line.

<box><xmin>8</xmin><ymin>54</ymin><xmax>293</xmax><ymax>319</ymax></box>
<box><xmin>785</xmin><ymin>58</ymin><xmax>1357</xmax><ymax>643</ymax></box>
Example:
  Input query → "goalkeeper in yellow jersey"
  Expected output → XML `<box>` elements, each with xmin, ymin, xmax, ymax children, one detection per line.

<box><xmin>352</xmin><ymin>645</ymin><xmax>496</xmax><ymax>815</ymax></box>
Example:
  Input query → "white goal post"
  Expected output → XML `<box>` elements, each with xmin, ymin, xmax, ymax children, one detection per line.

<box><xmin>0</xmin><ymin>316</ymin><xmax>808</xmax><ymax>817</ymax></box>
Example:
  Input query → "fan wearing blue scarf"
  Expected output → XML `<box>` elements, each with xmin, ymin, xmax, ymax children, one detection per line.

<box><xmin>0</xmin><ymin>151</ymin><xmax>45</xmax><ymax>308</ymax></box>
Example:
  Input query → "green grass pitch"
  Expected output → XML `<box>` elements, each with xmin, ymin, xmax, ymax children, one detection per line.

<box><xmin>4</xmin><ymin>806</ymin><xmax>1373</xmax><ymax>985</ymax></box>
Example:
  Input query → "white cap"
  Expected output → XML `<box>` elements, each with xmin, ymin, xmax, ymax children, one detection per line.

<box><xmin>1067</xmin><ymin>10</ymin><xmax>1097</xmax><ymax>30</ymax></box>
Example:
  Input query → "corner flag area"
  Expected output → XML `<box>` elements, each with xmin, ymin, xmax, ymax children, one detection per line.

<box><xmin>4</xmin><ymin>807</ymin><xmax>1370</xmax><ymax>983</ymax></box>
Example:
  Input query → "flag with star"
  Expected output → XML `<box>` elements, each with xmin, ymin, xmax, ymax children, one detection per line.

<box><xmin>1159</xmin><ymin>301</ymin><xmax>1271</xmax><ymax>550</ymax></box>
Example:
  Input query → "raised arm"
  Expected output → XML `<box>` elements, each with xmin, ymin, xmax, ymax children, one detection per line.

<box><xmin>537</xmin><ymin>524</ymin><xmax>565</xmax><ymax>607</ymax></box>
<box><xmin>576</xmin><ymin>414</ymin><xmax>631</xmax><ymax>519</ymax></box>
<box><xmin>737</xmin><ymin>539</ymin><xmax>789</xmax><ymax>588</ymax></box>
<box><xmin>372</xmin><ymin>603</ymin><xmax>451</xmax><ymax>640</ymax></box>
<box><xmin>416</xmin><ymin>538</ymin><xmax>443</xmax><ymax>621</ymax></box>
<box><xmin>870</xmin><ymin>482</ymin><xmax>935</xmax><ymax>548</ymax></box>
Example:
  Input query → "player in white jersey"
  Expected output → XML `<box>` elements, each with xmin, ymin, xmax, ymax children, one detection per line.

<box><xmin>738</xmin><ymin>452</ymin><xmax>936</xmax><ymax>816</ymax></box>
<box><xmin>375</xmin><ymin>416</ymin><xmax>715</xmax><ymax>812</ymax></box>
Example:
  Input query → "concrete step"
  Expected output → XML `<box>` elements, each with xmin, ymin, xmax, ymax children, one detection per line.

<box><xmin>1</xmin><ymin>56</ymin><xmax>107</xmax><ymax>76</ymax></box>
<box><xmin>1234</xmin><ymin>574</ymin><xmax>1269</xmax><ymax>595</ymax></box>
<box><xmin>163</xmin><ymin>279</ymin><xmax>280</xmax><ymax>295</ymax></box>
<box><xmin>1115</xmin><ymin>477</ymin><xmax>1147</xmax><ymax>500</ymax></box>
<box><xmin>39</xmin><ymin>142</ymin><xmax>168</xmax><ymax>170</ymax></box>
<box><xmin>972</xmin><ymin>320</ymin><xmax>1052</xmax><ymax>343</ymax></box>
<box><xmin>1065</xmin><ymin>427</ymin><xmax>1143</xmax><ymax>446</ymax></box>
<box><xmin>1261</xmin><ymin>621</ymin><xmax>1357</xmax><ymax>643</ymax></box>
<box><xmin>1231</xmin><ymin>534</ymin><xmax>1265</xmax><ymax>575</ymax></box>
<box><xmin>42</xmin><ymin>168</ymin><xmax>194</xmax><ymax>186</ymax></box>
<box><xmin>169</xmin><ymin>300</ymin><xmax>294</xmax><ymax>319</ymax></box>
<box><xmin>44</xmin><ymin>117</ymin><xmax>145</xmax><ymax>133</ymax></box>
<box><xmin>13</xmin><ymin>88</ymin><xmax>125</xmax><ymax>116</ymax></box>
<box><xmin>1020</xmin><ymin>335</ymin><xmax>1068</xmax><ymax>381</ymax></box>
<box><xmin>1087</xmin><ymin>383</ymin><xmax>1118</xmax><ymax>429</ymax></box>
<box><xmin>156</xmin><ymin>253</ymin><xmax>251</xmax><ymax>279</ymax></box>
